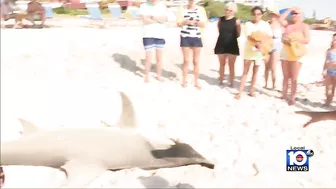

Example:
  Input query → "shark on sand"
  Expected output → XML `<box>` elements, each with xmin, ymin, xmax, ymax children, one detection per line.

<box><xmin>295</xmin><ymin>110</ymin><xmax>336</xmax><ymax>127</ymax></box>
<box><xmin>0</xmin><ymin>92</ymin><xmax>215</xmax><ymax>187</ymax></box>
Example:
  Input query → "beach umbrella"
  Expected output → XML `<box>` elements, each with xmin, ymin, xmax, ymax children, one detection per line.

<box><xmin>279</xmin><ymin>8</ymin><xmax>305</xmax><ymax>19</ymax></box>
<box><xmin>279</xmin><ymin>8</ymin><xmax>292</xmax><ymax>17</ymax></box>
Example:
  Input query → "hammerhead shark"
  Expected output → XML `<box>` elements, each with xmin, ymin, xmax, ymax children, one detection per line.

<box><xmin>0</xmin><ymin>92</ymin><xmax>215</xmax><ymax>187</ymax></box>
<box><xmin>295</xmin><ymin>110</ymin><xmax>336</xmax><ymax>127</ymax></box>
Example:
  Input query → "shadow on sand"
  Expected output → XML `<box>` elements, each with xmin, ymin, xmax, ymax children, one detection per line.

<box><xmin>175</xmin><ymin>64</ymin><xmax>242</xmax><ymax>86</ymax></box>
<box><xmin>112</xmin><ymin>53</ymin><xmax>334</xmax><ymax>110</ymax></box>
<box><xmin>139</xmin><ymin>176</ymin><xmax>194</xmax><ymax>189</ymax></box>
<box><xmin>112</xmin><ymin>53</ymin><xmax>177</xmax><ymax>80</ymax></box>
<box><xmin>195</xmin><ymin>67</ymin><xmax>335</xmax><ymax>111</ymax></box>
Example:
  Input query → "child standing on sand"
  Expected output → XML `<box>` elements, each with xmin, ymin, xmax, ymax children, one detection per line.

<box><xmin>322</xmin><ymin>33</ymin><xmax>336</xmax><ymax>106</ymax></box>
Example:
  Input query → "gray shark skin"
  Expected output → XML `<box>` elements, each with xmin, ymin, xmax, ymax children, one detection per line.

<box><xmin>0</xmin><ymin>92</ymin><xmax>214</xmax><ymax>187</ymax></box>
<box><xmin>295</xmin><ymin>111</ymin><xmax>336</xmax><ymax>127</ymax></box>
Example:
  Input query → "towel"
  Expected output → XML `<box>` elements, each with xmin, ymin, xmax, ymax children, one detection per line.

<box><xmin>283</xmin><ymin>32</ymin><xmax>306</xmax><ymax>61</ymax></box>
<box><xmin>250</xmin><ymin>31</ymin><xmax>274</xmax><ymax>56</ymax></box>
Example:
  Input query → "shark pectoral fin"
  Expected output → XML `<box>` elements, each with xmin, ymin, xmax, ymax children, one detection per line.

<box><xmin>60</xmin><ymin>159</ymin><xmax>107</xmax><ymax>187</ymax></box>
<box><xmin>17</xmin><ymin>118</ymin><xmax>41</xmax><ymax>136</ymax></box>
<box><xmin>117</xmin><ymin>91</ymin><xmax>137</xmax><ymax>129</ymax></box>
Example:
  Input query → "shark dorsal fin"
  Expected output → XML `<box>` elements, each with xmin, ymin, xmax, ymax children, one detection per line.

<box><xmin>17</xmin><ymin>118</ymin><xmax>40</xmax><ymax>136</ymax></box>
<box><xmin>117</xmin><ymin>91</ymin><xmax>137</xmax><ymax>129</ymax></box>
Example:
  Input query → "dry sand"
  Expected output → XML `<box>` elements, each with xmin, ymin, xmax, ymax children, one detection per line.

<box><xmin>1</xmin><ymin>20</ymin><xmax>336</xmax><ymax>188</ymax></box>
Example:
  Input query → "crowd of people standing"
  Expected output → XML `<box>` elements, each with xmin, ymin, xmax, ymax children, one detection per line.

<box><xmin>139</xmin><ymin>0</ymin><xmax>335</xmax><ymax>106</ymax></box>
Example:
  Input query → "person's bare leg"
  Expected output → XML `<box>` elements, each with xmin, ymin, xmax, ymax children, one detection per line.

<box><xmin>1</xmin><ymin>15</ymin><xmax>10</xmax><ymax>28</ymax></box>
<box><xmin>26</xmin><ymin>13</ymin><xmax>36</xmax><ymax>26</ymax></box>
<box><xmin>288</xmin><ymin>61</ymin><xmax>302</xmax><ymax>105</ymax></box>
<box><xmin>325</xmin><ymin>75</ymin><xmax>332</xmax><ymax>106</ymax></box>
<box><xmin>155</xmin><ymin>48</ymin><xmax>163</xmax><ymax>81</ymax></box>
<box><xmin>144</xmin><ymin>49</ymin><xmax>153</xmax><ymax>83</ymax></box>
<box><xmin>281</xmin><ymin>60</ymin><xmax>289</xmax><ymax>100</ymax></box>
<box><xmin>264</xmin><ymin>55</ymin><xmax>271</xmax><ymax>88</ymax></box>
<box><xmin>235</xmin><ymin>60</ymin><xmax>252</xmax><ymax>99</ymax></box>
<box><xmin>218</xmin><ymin>54</ymin><xmax>226</xmax><ymax>84</ymax></box>
<box><xmin>331</xmin><ymin>78</ymin><xmax>336</xmax><ymax>104</ymax></box>
<box><xmin>228</xmin><ymin>54</ymin><xmax>237</xmax><ymax>88</ymax></box>
<box><xmin>271</xmin><ymin>51</ymin><xmax>279</xmax><ymax>89</ymax></box>
<box><xmin>181</xmin><ymin>47</ymin><xmax>190</xmax><ymax>87</ymax></box>
<box><xmin>249</xmin><ymin>63</ymin><xmax>260</xmax><ymax>97</ymax></box>
<box><xmin>192</xmin><ymin>47</ymin><xmax>201</xmax><ymax>89</ymax></box>
<box><xmin>39</xmin><ymin>13</ymin><xmax>46</xmax><ymax>27</ymax></box>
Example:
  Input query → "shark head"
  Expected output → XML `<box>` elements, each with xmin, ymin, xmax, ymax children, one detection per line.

<box><xmin>151</xmin><ymin>141</ymin><xmax>215</xmax><ymax>169</ymax></box>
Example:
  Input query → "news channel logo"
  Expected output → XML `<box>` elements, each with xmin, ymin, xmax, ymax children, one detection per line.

<box><xmin>286</xmin><ymin>147</ymin><xmax>314</xmax><ymax>172</ymax></box>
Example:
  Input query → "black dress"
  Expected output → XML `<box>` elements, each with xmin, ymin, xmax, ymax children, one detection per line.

<box><xmin>214</xmin><ymin>17</ymin><xmax>240</xmax><ymax>55</ymax></box>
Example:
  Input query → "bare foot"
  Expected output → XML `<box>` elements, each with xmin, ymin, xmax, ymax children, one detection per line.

<box><xmin>280</xmin><ymin>95</ymin><xmax>287</xmax><ymax>101</ymax></box>
<box><xmin>14</xmin><ymin>24</ymin><xmax>23</xmax><ymax>29</ymax></box>
<box><xmin>288</xmin><ymin>99</ymin><xmax>295</xmax><ymax>106</ymax></box>
<box><xmin>156</xmin><ymin>77</ymin><xmax>163</xmax><ymax>82</ymax></box>
<box><xmin>144</xmin><ymin>77</ymin><xmax>149</xmax><ymax>83</ymax></box>
<box><xmin>272</xmin><ymin>85</ymin><xmax>276</xmax><ymax>90</ymax></box>
<box><xmin>181</xmin><ymin>83</ymin><xmax>187</xmax><ymax>88</ymax></box>
<box><xmin>219</xmin><ymin>79</ymin><xmax>224</xmax><ymax>85</ymax></box>
<box><xmin>248</xmin><ymin>92</ymin><xmax>256</xmax><ymax>97</ymax></box>
<box><xmin>234</xmin><ymin>93</ymin><xmax>241</xmax><ymax>100</ymax></box>
<box><xmin>325</xmin><ymin>96</ymin><xmax>332</xmax><ymax>106</ymax></box>
<box><xmin>229</xmin><ymin>83</ymin><xmax>234</xmax><ymax>88</ymax></box>
<box><xmin>195</xmin><ymin>84</ymin><xmax>202</xmax><ymax>90</ymax></box>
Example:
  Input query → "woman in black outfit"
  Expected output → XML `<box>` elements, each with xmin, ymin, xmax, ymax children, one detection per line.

<box><xmin>214</xmin><ymin>2</ymin><xmax>241</xmax><ymax>87</ymax></box>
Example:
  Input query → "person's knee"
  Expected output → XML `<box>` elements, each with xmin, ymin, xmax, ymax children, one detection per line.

<box><xmin>193</xmin><ymin>59</ymin><xmax>199</xmax><ymax>66</ymax></box>
<box><xmin>183</xmin><ymin>57</ymin><xmax>189</xmax><ymax>64</ymax></box>
<box><xmin>155</xmin><ymin>53</ymin><xmax>162</xmax><ymax>63</ymax></box>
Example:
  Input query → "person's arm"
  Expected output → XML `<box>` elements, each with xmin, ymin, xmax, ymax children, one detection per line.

<box><xmin>176</xmin><ymin>7</ymin><xmax>188</xmax><ymax>27</ymax></box>
<box><xmin>37</xmin><ymin>3</ymin><xmax>45</xmax><ymax>13</ymax></box>
<box><xmin>322</xmin><ymin>50</ymin><xmax>329</xmax><ymax>76</ymax></box>
<box><xmin>265</xmin><ymin>21</ymin><xmax>273</xmax><ymax>37</ymax></box>
<box><xmin>236</xmin><ymin>19</ymin><xmax>241</xmax><ymax>38</ymax></box>
<box><xmin>197</xmin><ymin>6</ymin><xmax>207</xmax><ymax>28</ymax></box>
<box><xmin>299</xmin><ymin>24</ymin><xmax>310</xmax><ymax>44</ymax></box>
<box><xmin>27</xmin><ymin>3</ymin><xmax>33</xmax><ymax>14</ymax></box>
<box><xmin>245</xmin><ymin>22</ymin><xmax>257</xmax><ymax>42</ymax></box>
<box><xmin>279</xmin><ymin>7</ymin><xmax>292</xmax><ymax>27</ymax></box>
<box><xmin>139</xmin><ymin>4</ymin><xmax>156</xmax><ymax>24</ymax></box>
<box><xmin>152</xmin><ymin>4</ymin><xmax>167</xmax><ymax>23</ymax></box>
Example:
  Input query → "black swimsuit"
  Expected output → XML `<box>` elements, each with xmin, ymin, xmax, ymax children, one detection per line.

<box><xmin>214</xmin><ymin>17</ymin><xmax>240</xmax><ymax>55</ymax></box>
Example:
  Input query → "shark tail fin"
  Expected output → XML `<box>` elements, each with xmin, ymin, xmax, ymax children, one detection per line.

<box><xmin>17</xmin><ymin>118</ymin><xmax>41</xmax><ymax>136</ymax></box>
<box><xmin>295</xmin><ymin>111</ymin><xmax>315</xmax><ymax>117</ymax></box>
<box><xmin>117</xmin><ymin>91</ymin><xmax>137</xmax><ymax>129</ymax></box>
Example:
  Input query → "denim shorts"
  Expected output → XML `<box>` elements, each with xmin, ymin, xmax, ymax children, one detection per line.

<box><xmin>143</xmin><ymin>38</ymin><xmax>165</xmax><ymax>51</ymax></box>
<box><xmin>180</xmin><ymin>37</ymin><xmax>203</xmax><ymax>47</ymax></box>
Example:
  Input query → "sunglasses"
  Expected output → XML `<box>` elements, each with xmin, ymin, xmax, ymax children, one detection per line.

<box><xmin>291</xmin><ymin>12</ymin><xmax>300</xmax><ymax>15</ymax></box>
<box><xmin>225</xmin><ymin>9</ymin><xmax>233</xmax><ymax>12</ymax></box>
<box><xmin>253</xmin><ymin>13</ymin><xmax>262</xmax><ymax>16</ymax></box>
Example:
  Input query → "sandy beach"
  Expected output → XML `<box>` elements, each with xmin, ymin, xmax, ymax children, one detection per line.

<box><xmin>1</xmin><ymin>20</ymin><xmax>336</xmax><ymax>188</ymax></box>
